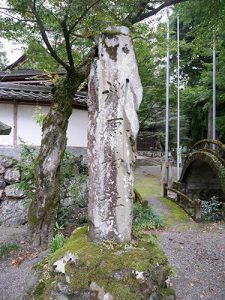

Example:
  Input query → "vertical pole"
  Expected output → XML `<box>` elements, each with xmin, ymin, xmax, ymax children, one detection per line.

<box><xmin>212</xmin><ymin>31</ymin><xmax>216</xmax><ymax>141</ymax></box>
<box><xmin>176</xmin><ymin>16</ymin><xmax>180</xmax><ymax>181</ymax></box>
<box><xmin>164</xmin><ymin>7</ymin><xmax>170</xmax><ymax>193</ymax></box>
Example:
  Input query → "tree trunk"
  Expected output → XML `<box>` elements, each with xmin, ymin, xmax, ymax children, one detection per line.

<box><xmin>88</xmin><ymin>26</ymin><xmax>143</xmax><ymax>243</ymax></box>
<box><xmin>28</xmin><ymin>76</ymin><xmax>77</xmax><ymax>249</ymax></box>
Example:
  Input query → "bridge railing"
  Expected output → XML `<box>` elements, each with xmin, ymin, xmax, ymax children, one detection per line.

<box><xmin>188</xmin><ymin>139</ymin><xmax>225</xmax><ymax>160</ymax></box>
<box><xmin>169</xmin><ymin>184</ymin><xmax>202</xmax><ymax>222</ymax></box>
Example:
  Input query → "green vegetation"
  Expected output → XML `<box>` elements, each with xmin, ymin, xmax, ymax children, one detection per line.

<box><xmin>160</xmin><ymin>197</ymin><xmax>190</xmax><ymax>224</ymax></box>
<box><xmin>51</xmin><ymin>233</ymin><xmax>65</xmax><ymax>253</ymax></box>
<box><xmin>15</xmin><ymin>142</ymin><xmax>87</xmax><ymax>211</ymax></box>
<box><xmin>133</xmin><ymin>203</ymin><xmax>165</xmax><ymax>232</ymax></box>
<box><xmin>0</xmin><ymin>243</ymin><xmax>19</xmax><ymax>259</ymax></box>
<box><xmin>135</xmin><ymin>173</ymin><xmax>190</xmax><ymax>226</ymax></box>
<box><xmin>201</xmin><ymin>196</ymin><xmax>223</xmax><ymax>221</ymax></box>
<box><xmin>33</xmin><ymin>227</ymin><xmax>174</xmax><ymax>299</ymax></box>
<box><xmin>135</xmin><ymin>174</ymin><xmax>162</xmax><ymax>199</ymax></box>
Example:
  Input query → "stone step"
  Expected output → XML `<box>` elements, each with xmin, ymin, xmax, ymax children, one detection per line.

<box><xmin>136</xmin><ymin>157</ymin><xmax>162</xmax><ymax>166</ymax></box>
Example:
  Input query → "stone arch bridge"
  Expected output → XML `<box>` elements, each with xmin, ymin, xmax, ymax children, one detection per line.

<box><xmin>170</xmin><ymin>139</ymin><xmax>225</xmax><ymax>221</ymax></box>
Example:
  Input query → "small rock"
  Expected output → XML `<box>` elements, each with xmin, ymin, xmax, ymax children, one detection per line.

<box><xmin>53</xmin><ymin>253</ymin><xmax>78</xmax><ymax>274</ymax></box>
<box><xmin>0</xmin><ymin>179</ymin><xmax>6</xmax><ymax>189</ymax></box>
<box><xmin>5</xmin><ymin>184</ymin><xmax>24</xmax><ymax>199</ymax></box>
<box><xmin>0</xmin><ymin>165</ymin><xmax>5</xmax><ymax>174</ymax></box>
<box><xmin>65</xmin><ymin>276</ymin><xmax>71</xmax><ymax>284</ymax></box>
<box><xmin>4</xmin><ymin>168</ymin><xmax>20</xmax><ymax>183</ymax></box>
<box><xmin>135</xmin><ymin>271</ymin><xmax>145</xmax><ymax>280</ymax></box>
<box><xmin>89</xmin><ymin>282</ymin><xmax>113</xmax><ymax>300</ymax></box>
<box><xmin>149</xmin><ymin>288</ymin><xmax>176</xmax><ymax>300</ymax></box>
<box><xmin>0</xmin><ymin>189</ymin><xmax>4</xmax><ymax>199</ymax></box>
<box><xmin>0</xmin><ymin>157</ymin><xmax>13</xmax><ymax>168</ymax></box>
<box><xmin>0</xmin><ymin>199</ymin><xmax>28</xmax><ymax>226</ymax></box>
<box><xmin>57</xmin><ymin>282</ymin><xmax>73</xmax><ymax>295</ymax></box>
<box><xmin>51</xmin><ymin>291</ymin><xmax>69</xmax><ymax>300</ymax></box>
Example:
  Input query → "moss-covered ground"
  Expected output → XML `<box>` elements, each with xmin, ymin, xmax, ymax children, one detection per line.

<box><xmin>135</xmin><ymin>173</ymin><xmax>190</xmax><ymax>227</ymax></box>
<box><xmin>33</xmin><ymin>226</ymin><xmax>174</xmax><ymax>299</ymax></box>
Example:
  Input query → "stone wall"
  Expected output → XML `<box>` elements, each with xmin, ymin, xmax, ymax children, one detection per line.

<box><xmin>0</xmin><ymin>155</ymin><xmax>88</xmax><ymax>227</ymax></box>
<box><xmin>0</xmin><ymin>156</ymin><xmax>28</xmax><ymax>226</ymax></box>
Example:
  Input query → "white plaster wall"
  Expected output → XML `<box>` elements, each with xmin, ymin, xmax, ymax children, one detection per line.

<box><xmin>17</xmin><ymin>105</ymin><xmax>88</xmax><ymax>147</ymax></box>
<box><xmin>67</xmin><ymin>109</ymin><xmax>88</xmax><ymax>147</ymax></box>
<box><xmin>17</xmin><ymin>105</ymin><xmax>49</xmax><ymax>145</ymax></box>
<box><xmin>0</xmin><ymin>104</ymin><xmax>88</xmax><ymax>147</ymax></box>
<box><xmin>0</xmin><ymin>103</ymin><xmax>14</xmax><ymax>146</ymax></box>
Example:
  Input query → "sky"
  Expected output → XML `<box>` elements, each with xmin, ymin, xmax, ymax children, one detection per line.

<box><xmin>1</xmin><ymin>38</ymin><xmax>23</xmax><ymax>64</ymax></box>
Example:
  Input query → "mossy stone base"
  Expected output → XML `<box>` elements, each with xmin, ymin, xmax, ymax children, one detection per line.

<box><xmin>32</xmin><ymin>226</ymin><xmax>175</xmax><ymax>300</ymax></box>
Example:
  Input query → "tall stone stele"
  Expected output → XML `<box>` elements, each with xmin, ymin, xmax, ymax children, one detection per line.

<box><xmin>88</xmin><ymin>26</ymin><xmax>143</xmax><ymax>242</ymax></box>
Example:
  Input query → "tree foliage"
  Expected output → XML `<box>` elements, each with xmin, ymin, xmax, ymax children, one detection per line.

<box><xmin>172</xmin><ymin>1</ymin><xmax>225</xmax><ymax>144</ymax></box>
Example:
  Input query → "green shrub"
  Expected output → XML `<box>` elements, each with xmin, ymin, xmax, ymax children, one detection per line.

<box><xmin>51</xmin><ymin>233</ymin><xmax>65</xmax><ymax>253</ymax></box>
<box><xmin>14</xmin><ymin>141</ymin><xmax>37</xmax><ymax>205</ymax></box>
<box><xmin>0</xmin><ymin>243</ymin><xmax>19</xmax><ymax>258</ymax></box>
<box><xmin>57</xmin><ymin>207</ymin><xmax>69</xmax><ymax>228</ymax></box>
<box><xmin>133</xmin><ymin>203</ymin><xmax>165</xmax><ymax>233</ymax></box>
<box><xmin>69</xmin><ymin>174</ymin><xmax>88</xmax><ymax>208</ymax></box>
<box><xmin>201</xmin><ymin>196</ymin><xmax>222</xmax><ymax>221</ymax></box>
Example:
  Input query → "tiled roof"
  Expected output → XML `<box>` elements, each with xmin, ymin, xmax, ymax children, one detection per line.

<box><xmin>0</xmin><ymin>82</ymin><xmax>87</xmax><ymax>107</ymax></box>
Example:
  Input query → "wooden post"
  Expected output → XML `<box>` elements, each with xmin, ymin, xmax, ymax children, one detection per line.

<box><xmin>194</xmin><ymin>199</ymin><xmax>202</xmax><ymax>222</ymax></box>
<box><xmin>163</xmin><ymin>183</ymin><xmax>168</xmax><ymax>198</ymax></box>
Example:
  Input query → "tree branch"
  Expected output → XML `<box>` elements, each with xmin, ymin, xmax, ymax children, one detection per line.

<box><xmin>76</xmin><ymin>45</ymin><xmax>98</xmax><ymax>80</ymax></box>
<box><xmin>32</xmin><ymin>0</ymin><xmax>70</xmax><ymax>71</ymax></box>
<box><xmin>0</xmin><ymin>11</ymin><xmax>35</xmax><ymax>22</ymax></box>
<box><xmin>61</xmin><ymin>21</ymin><xmax>75</xmax><ymax>70</ymax></box>
<box><xmin>68</xmin><ymin>0</ymin><xmax>101</xmax><ymax>34</ymax></box>
<box><xmin>125</xmin><ymin>0</ymin><xmax>189</xmax><ymax>25</ymax></box>
<box><xmin>60</xmin><ymin>0</ymin><xmax>75</xmax><ymax>70</ymax></box>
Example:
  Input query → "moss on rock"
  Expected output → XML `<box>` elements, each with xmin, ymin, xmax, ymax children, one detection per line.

<box><xmin>32</xmin><ymin>226</ymin><xmax>175</xmax><ymax>299</ymax></box>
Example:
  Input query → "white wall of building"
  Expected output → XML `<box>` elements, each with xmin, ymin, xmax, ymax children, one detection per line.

<box><xmin>0</xmin><ymin>103</ymin><xmax>14</xmax><ymax>146</ymax></box>
<box><xmin>17</xmin><ymin>105</ymin><xmax>49</xmax><ymax>145</ymax></box>
<box><xmin>67</xmin><ymin>109</ymin><xmax>88</xmax><ymax>147</ymax></box>
<box><xmin>0</xmin><ymin>103</ymin><xmax>88</xmax><ymax>148</ymax></box>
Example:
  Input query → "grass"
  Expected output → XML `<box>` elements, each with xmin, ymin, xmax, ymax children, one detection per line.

<box><xmin>135</xmin><ymin>173</ymin><xmax>190</xmax><ymax>226</ymax></box>
<box><xmin>135</xmin><ymin>174</ymin><xmax>162</xmax><ymax>198</ymax></box>
<box><xmin>160</xmin><ymin>197</ymin><xmax>190</xmax><ymax>224</ymax></box>
<box><xmin>0</xmin><ymin>243</ymin><xmax>19</xmax><ymax>259</ymax></box>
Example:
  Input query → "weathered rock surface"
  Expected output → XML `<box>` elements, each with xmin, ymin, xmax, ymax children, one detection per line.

<box><xmin>88</xmin><ymin>26</ymin><xmax>143</xmax><ymax>242</ymax></box>
<box><xmin>4</xmin><ymin>168</ymin><xmax>20</xmax><ymax>183</ymax></box>
<box><xmin>0</xmin><ymin>165</ymin><xmax>5</xmax><ymax>174</ymax></box>
<box><xmin>5</xmin><ymin>184</ymin><xmax>24</xmax><ymax>199</ymax></box>
<box><xmin>0</xmin><ymin>156</ymin><xmax>13</xmax><ymax>168</ymax></box>
<box><xmin>0</xmin><ymin>199</ymin><xmax>28</xmax><ymax>226</ymax></box>
<box><xmin>0</xmin><ymin>179</ymin><xmax>6</xmax><ymax>189</ymax></box>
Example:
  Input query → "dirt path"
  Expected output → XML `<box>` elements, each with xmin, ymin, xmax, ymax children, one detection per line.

<box><xmin>135</xmin><ymin>168</ymin><xmax>225</xmax><ymax>300</ymax></box>
<box><xmin>0</xmin><ymin>225</ymin><xmax>47</xmax><ymax>300</ymax></box>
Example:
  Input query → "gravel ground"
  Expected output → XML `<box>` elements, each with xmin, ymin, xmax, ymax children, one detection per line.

<box><xmin>158</xmin><ymin>226</ymin><xmax>225</xmax><ymax>300</ymax></box>
<box><xmin>0</xmin><ymin>225</ymin><xmax>48</xmax><ymax>300</ymax></box>
<box><xmin>148</xmin><ymin>196</ymin><xmax>225</xmax><ymax>300</ymax></box>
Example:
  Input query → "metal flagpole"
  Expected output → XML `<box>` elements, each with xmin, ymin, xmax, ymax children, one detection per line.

<box><xmin>164</xmin><ymin>7</ymin><xmax>170</xmax><ymax>194</ymax></box>
<box><xmin>176</xmin><ymin>15</ymin><xmax>180</xmax><ymax>181</ymax></box>
<box><xmin>212</xmin><ymin>30</ymin><xmax>216</xmax><ymax>141</ymax></box>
